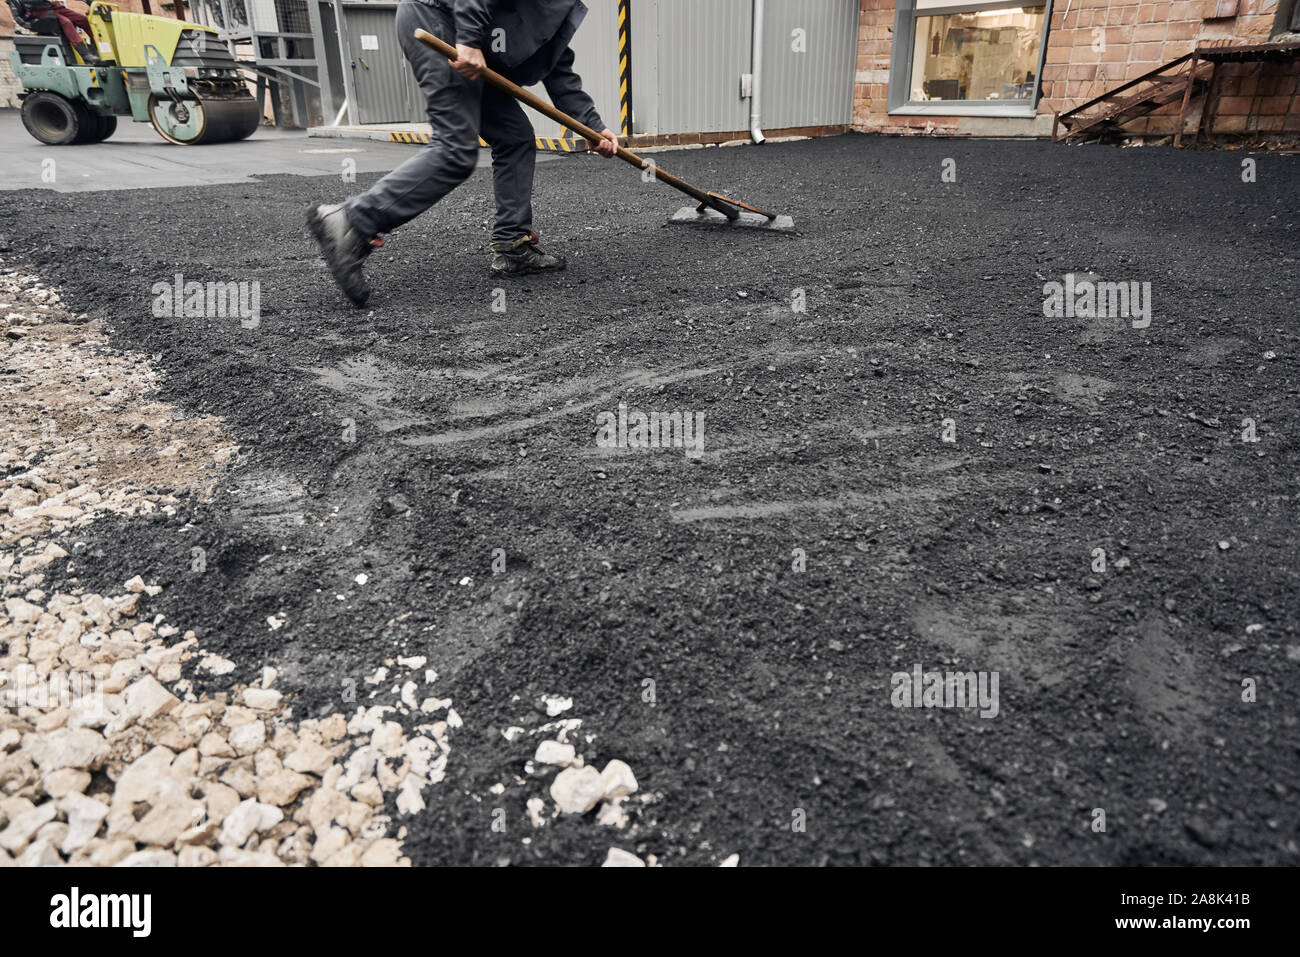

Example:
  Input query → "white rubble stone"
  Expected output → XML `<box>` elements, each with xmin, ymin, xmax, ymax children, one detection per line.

<box><xmin>534</xmin><ymin>740</ymin><xmax>576</xmax><ymax>766</ymax></box>
<box><xmin>197</xmin><ymin>732</ymin><xmax>235</xmax><ymax>758</ymax></box>
<box><xmin>218</xmin><ymin>847</ymin><xmax>286</xmax><ymax>867</ymax></box>
<box><xmin>123</xmin><ymin>576</ymin><xmax>146</xmax><ymax>593</ymax></box>
<box><xmin>178</xmin><ymin>845</ymin><xmax>218</xmax><ymax>867</ymax></box>
<box><xmin>596</xmin><ymin>799</ymin><xmax>629</xmax><ymax>829</ymax></box>
<box><xmin>371</xmin><ymin>721</ymin><xmax>406</xmax><ymax>757</ymax></box>
<box><xmin>220</xmin><ymin>799</ymin><xmax>283</xmax><ymax>848</ymax></box>
<box><xmin>60</xmin><ymin>792</ymin><xmax>108</xmax><ymax>855</ymax></box>
<box><xmin>42</xmin><ymin>767</ymin><xmax>90</xmax><ymax>798</ymax></box>
<box><xmin>395</xmin><ymin>779</ymin><xmax>425</xmax><ymax>816</ymax></box>
<box><xmin>4</xmin><ymin>598</ymin><xmax>41</xmax><ymax>624</ymax></box>
<box><xmin>241</xmin><ymin>688</ymin><xmax>282</xmax><ymax>711</ymax></box>
<box><xmin>719</xmin><ymin>854</ymin><xmax>740</xmax><ymax>867</ymax></box>
<box><xmin>116</xmin><ymin>850</ymin><xmax>177</xmax><ymax>867</ymax></box>
<box><xmin>542</xmin><ymin>695</ymin><xmax>574</xmax><ymax>717</ymax></box>
<box><xmin>526</xmin><ymin>796</ymin><xmax>548</xmax><ymax>828</ymax></box>
<box><xmin>600</xmin><ymin>760</ymin><xmax>639</xmax><ymax>800</ymax></box>
<box><xmin>67</xmin><ymin>693</ymin><xmax>116</xmax><ymax>730</ymax></box>
<box><xmin>197</xmin><ymin>654</ymin><xmax>236</xmax><ymax>676</ymax></box>
<box><xmin>550</xmin><ymin>766</ymin><xmax>604</xmax><ymax>815</ymax></box>
<box><xmin>602</xmin><ymin>847</ymin><xmax>646</xmax><ymax>867</ymax></box>
<box><xmin>284</xmin><ymin>739</ymin><xmax>333</xmax><ymax>776</ymax></box>
<box><xmin>115</xmin><ymin>746</ymin><xmax>177</xmax><ymax>803</ymax></box>
<box><xmin>119</xmin><ymin>674</ymin><xmax>179</xmax><ymax>726</ymax></box>
<box><xmin>0</xmin><ymin>800</ymin><xmax>58</xmax><ymax>853</ymax></box>
<box><xmin>22</xmin><ymin>727</ymin><xmax>109</xmax><ymax>772</ymax></box>
<box><xmin>228</xmin><ymin>720</ymin><xmax>266</xmax><ymax>755</ymax></box>
<box><xmin>360</xmin><ymin>838</ymin><xmax>404</xmax><ymax>867</ymax></box>
<box><xmin>18</xmin><ymin>837</ymin><xmax>62</xmax><ymax>866</ymax></box>
<box><xmin>256</xmin><ymin>768</ymin><xmax>313</xmax><ymax>807</ymax></box>
<box><xmin>131</xmin><ymin>797</ymin><xmax>204</xmax><ymax>847</ymax></box>
<box><xmin>351</xmin><ymin>779</ymin><xmax>384</xmax><ymax>807</ymax></box>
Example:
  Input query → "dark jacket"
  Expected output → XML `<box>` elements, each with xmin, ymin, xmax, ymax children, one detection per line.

<box><xmin>427</xmin><ymin>0</ymin><xmax>605</xmax><ymax>130</ymax></box>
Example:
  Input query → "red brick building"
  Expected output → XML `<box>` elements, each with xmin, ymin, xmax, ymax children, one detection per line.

<box><xmin>854</xmin><ymin>0</ymin><xmax>1300</xmax><ymax>138</ymax></box>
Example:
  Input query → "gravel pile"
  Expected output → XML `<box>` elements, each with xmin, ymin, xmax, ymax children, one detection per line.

<box><xmin>0</xmin><ymin>263</ymin><xmax>456</xmax><ymax>866</ymax></box>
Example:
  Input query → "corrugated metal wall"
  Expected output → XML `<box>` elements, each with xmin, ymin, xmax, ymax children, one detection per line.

<box><xmin>527</xmin><ymin>0</ymin><xmax>621</xmax><ymax>140</ymax></box>
<box><xmin>334</xmin><ymin>0</ymin><xmax>857</xmax><ymax>136</ymax></box>
<box><xmin>761</xmin><ymin>0</ymin><xmax>859</xmax><ymax>130</ymax></box>
<box><xmin>631</xmin><ymin>0</ymin><xmax>858</xmax><ymax>135</ymax></box>
<box><xmin>644</xmin><ymin>0</ymin><xmax>753</xmax><ymax>135</ymax></box>
<box><xmin>343</xmin><ymin>3</ymin><xmax>424</xmax><ymax>125</ymax></box>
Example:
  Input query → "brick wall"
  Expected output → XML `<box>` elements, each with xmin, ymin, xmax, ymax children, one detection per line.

<box><xmin>0</xmin><ymin>36</ymin><xmax>21</xmax><ymax>107</ymax></box>
<box><xmin>854</xmin><ymin>0</ymin><xmax>1298</xmax><ymax>137</ymax></box>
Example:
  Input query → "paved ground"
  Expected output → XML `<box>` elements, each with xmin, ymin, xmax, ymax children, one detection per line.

<box><xmin>1</xmin><ymin>132</ymin><xmax>1298</xmax><ymax>867</ymax></box>
<box><xmin>0</xmin><ymin>109</ymin><xmax>514</xmax><ymax>193</ymax></box>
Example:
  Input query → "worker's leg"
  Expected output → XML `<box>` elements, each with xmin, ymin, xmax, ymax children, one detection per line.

<box><xmin>344</xmin><ymin>0</ymin><xmax>482</xmax><ymax>238</ymax></box>
<box><xmin>479</xmin><ymin>86</ymin><xmax>537</xmax><ymax>245</ymax></box>
<box><xmin>51</xmin><ymin>8</ymin><xmax>87</xmax><ymax>46</ymax></box>
<box><xmin>55</xmin><ymin>4</ymin><xmax>92</xmax><ymax>36</ymax></box>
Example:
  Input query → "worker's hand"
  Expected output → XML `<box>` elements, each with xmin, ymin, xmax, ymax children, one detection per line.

<box><xmin>453</xmin><ymin>45</ymin><xmax>486</xmax><ymax>80</ymax></box>
<box><xmin>594</xmin><ymin>128</ymin><xmax>619</xmax><ymax>158</ymax></box>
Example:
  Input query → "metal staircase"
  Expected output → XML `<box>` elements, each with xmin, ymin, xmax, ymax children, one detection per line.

<box><xmin>1051</xmin><ymin>53</ymin><xmax>1213</xmax><ymax>144</ymax></box>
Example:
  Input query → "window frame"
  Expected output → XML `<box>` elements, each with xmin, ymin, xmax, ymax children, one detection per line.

<box><xmin>888</xmin><ymin>0</ymin><xmax>1055</xmax><ymax>118</ymax></box>
<box><xmin>1273</xmin><ymin>0</ymin><xmax>1300</xmax><ymax>35</ymax></box>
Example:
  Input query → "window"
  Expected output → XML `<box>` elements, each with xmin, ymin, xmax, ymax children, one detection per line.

<box><xmin>911</xmin><ymin>7</ymin><xmax>1046</xmax><ymax>102</ymax></box>
<box><xmin>1274</xmin><ymin>0</ymin><xmax>1300</xmax><ymax>35</ymax></box>
<box><xmin>889</xmin><ymin>1</ymin><xmax>1054</xmax><ymax>117</ymax></box>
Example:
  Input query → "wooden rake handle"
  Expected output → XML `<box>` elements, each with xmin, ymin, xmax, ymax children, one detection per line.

<box><xmin>413</xmin><ymin>29</ymin><xmax>739</xmax><ymax>219</ymax></box>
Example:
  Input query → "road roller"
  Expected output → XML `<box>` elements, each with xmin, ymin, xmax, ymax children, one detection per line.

<box><xmin>7</xmin><ymin>0</ymin><xmax>260</xmax><ymax>145</ymax></box>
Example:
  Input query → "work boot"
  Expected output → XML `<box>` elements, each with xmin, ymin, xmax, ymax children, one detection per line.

<box><xmin>72</xmin><ymin>42</ymin><xmax>101</xmax><ymax>65</ymax></box>
<box><xmin>490</xmin><ymin>232</ymin><xmax>566</xmax><ymax>276</ymax></box>
<box><xmin>307</xmin><ymin>203</ymin><xmax>373</xmax><ymax>307</ymax></box>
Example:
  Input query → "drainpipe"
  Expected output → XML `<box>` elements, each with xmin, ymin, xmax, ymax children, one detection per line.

<box><xmin>333</xmin><ymin>0</ymin><xmax>359</xmax><ymax>126</ymax></box>
<box><xmin>749</xmin><ymin>0</ymin><xmax>766</xmax><ymax>144</ymax></box>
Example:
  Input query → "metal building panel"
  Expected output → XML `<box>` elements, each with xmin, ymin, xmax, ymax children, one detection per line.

<box><xmin>630</xmin><ymin>0</ymin><xmax>659</xmax><ymax>134</ymax></box>
<box><xmin>525</xmin><ymin>0</ymin><xmax>622</xmax><ymax>140</ymax></box>
<box><xmin>343</xmin><ymin>4</ymin><xmax>425</xmax><ymax>124</ymax></box>
<box><xmin>760</xmin><ymin>0</ymin><xmax>859</xmax><ymax>130</ymax></box>
<box><xmin>653</xmin><ymin>0</ymin><xmax>752</xmax><ymax>135</ymax></box>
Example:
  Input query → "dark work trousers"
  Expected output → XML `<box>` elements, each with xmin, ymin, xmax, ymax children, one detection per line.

<box><xmin>344</xmin><ymin>0</ymin><xmax>536</xmax><ymax>245</ymax></box>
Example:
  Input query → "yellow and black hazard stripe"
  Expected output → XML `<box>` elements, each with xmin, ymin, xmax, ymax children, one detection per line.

<box><xmin>388</xmin><ymin>132</ymin><xmax>583</xmax><ymax>152</ymax></box>
<box><xmin>535</xmin><ymin>136</ymin><xmax>583</xmax><ymax>152</ymax></box>
<box><xmin>618</xmin><ymin>0</ymin><xmax>632</xmax><ymax>137</ymax></box>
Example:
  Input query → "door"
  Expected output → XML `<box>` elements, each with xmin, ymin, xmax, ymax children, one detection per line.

<box><xmin>342</xmin><ymin>3</ymin><xmax>424</xmax><ymax>124</ymax></box>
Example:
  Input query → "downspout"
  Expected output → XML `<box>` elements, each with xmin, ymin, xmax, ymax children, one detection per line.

<box><xmin>749</xmin><ymin>0</ymin><xmax>766</xmax><ymax>144</ymax></box>
<box><xmin>333</xmin><ymin>0</ymin><xmax>359</xmax><ymax>126</ymax></box>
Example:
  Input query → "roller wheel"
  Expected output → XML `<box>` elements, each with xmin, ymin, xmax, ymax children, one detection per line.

<box><xmin>20</xmin><ymin>91</ymin><xmax>90</xmax><ymax>146</ymax></box>
<box><xmin>72</xmin><ymin>110</ymin><xmax>114</xmax><ymax>144</ymax></box>
<box><xmin>95</xmin><ymin>113</ymin><xmax>118</xmax><ymax>142</ymax></box>
<box><xmin>147</xmin><ymin>93</ymin><xmax>259</xmax><ymax>145</ymax></box>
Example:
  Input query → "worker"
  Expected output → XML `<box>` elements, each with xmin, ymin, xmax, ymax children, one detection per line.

<box><xmin>307</xmin><ymin>0</ymin><xmax>619</xmax><ymax>307</ymax></box>
<box><xmin>29</xmin><ymin>0</ymin><xmax>100</xmax><ymax>65</ymax></box>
